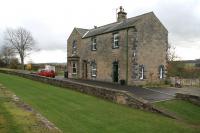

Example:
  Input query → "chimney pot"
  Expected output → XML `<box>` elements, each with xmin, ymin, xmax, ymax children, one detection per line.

<box><xmin>117</xmin><ymin>6</ymin><xmax>127</xmax><ymax>22</ymax></box>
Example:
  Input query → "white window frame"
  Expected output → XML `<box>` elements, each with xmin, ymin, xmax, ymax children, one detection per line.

<box><xmin>140</xmin><ymin>66</ymin><xmax>144</xmax><ymax>80</ymax></box>
<box><xmin>113</xmin><ymin>33</ymin><xmax>119</xmax><ymax>48</ymax></box>
<box><xmin>92</xmin><ymin>37</ymin><xmax>97</xmax><ymax>51</ymax></box>
<box><xmin>72</xmin><ymin>62</ymin><xmax>77</xmax><ymax>74</ymax></box>
<box><xmin>91</xmin><ymin>62</ymin><xmax>97</xmax><ymax>77</ymax></box>
<box><xmin>159</xmin><ymin>66</ymin><xmax>164</xmax><ymax>79</ymax></box>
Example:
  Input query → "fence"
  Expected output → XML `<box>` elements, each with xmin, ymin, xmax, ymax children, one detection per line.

<box><xmin>170</xmin><ymin>77</ymin><xmax>200</xmax><ymax>87</ymax></box>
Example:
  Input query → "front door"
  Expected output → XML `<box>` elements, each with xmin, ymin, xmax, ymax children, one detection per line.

<box><xmin>82</xmin><ymin>60</ymin><xmax>87</xmax><ymax>79</ymax></box>
<box><xmin>113</xmin><ymin>61</ymin><xmax>119</xmax><ymax>82</ymax></box>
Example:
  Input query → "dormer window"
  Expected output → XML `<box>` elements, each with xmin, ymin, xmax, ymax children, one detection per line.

<box><xmin>72</xmin><ymin>40</ymin><xmax>77</xmax><ymax>55</ymax></box>
<box><xmin>113</xmin><ymin>33</ymin><xmax>119</xmax><ymax>48</ymax></box>
<box><xmin>91</xmin><ymin>37</ymin><xmax>97</xmax><ymax>51</ymax></box>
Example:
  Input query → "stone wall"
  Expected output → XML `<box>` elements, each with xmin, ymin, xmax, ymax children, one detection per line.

<box><xmin>67</xmin><ymin>28</ymin><xmax>83</xmax><ymax>79</ymax></box>
<box><xmin>176</xmin><ymin>93</ymin><xmax>200</xmax><ymax>106</ymax></box>
<box><xmin>0</xmin><ymin>69</ymin><xmax>177</xmax><ymax>119</ymax></box>
<box><xmin>133</xmin><ymin>13</ymin><xmax>168</xmax><ymax>84</ymax></box>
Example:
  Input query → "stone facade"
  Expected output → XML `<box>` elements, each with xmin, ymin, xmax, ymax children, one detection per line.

<box><xmin>67</xmin><ymin>7</ymin><xmax>168</xmax><ymax>85</ymax></box>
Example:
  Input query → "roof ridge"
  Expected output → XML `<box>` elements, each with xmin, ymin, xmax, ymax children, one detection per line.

<box><xmin>76</xmin><ymin>27</ymin><xmax>89</xmax><ymax>30</ymax></box>
<box><xmin>89</xmin><ymin>11</ymin><xmax>153</xmax><ymax>31</ymax></box>
<box><xmin>82</xmin><ymin>11</ymin><xmax>157</xmax><ymax>38</ymax></box>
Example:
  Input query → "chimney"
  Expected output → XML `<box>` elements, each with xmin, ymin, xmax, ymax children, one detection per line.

<box><xmin>94</xmin><ymin>25</ymin><xmax>97</xmax><ymax>29</ymax></box>
<box><xmin>117</xmin><ymin>6</ymin><xmax>127</xmax><ymax>22</ymax></box>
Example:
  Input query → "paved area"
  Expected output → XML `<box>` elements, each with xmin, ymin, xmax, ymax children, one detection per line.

<box><xmin>55</xmin><ymin>76</ymin><xmax>199</xmax><ymax>103</ymax></box>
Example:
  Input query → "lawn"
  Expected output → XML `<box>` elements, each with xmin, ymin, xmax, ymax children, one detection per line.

<box><xmin>0</xmin><ymin>84</ymin><xmax>59</xmax><ymax>133</ymax></box>
<box><xmin>0</xmin><ymin>97</ymin><xmax>21</xmax><ymax>133</ymax></box>
<box><xmin>0</xmin><ymin>73</ymin><xmax>199</xmax><ymax>133</ymax></box>
<box><xmin>155</xmin><ymin>100</ymin><xmax>200</xmax><ymax>125</ymax></box>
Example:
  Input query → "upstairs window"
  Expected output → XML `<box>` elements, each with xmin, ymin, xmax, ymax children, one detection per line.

<box><xmin>91</xmin><ymin>37</ymin><xmax>97</xmax><ymax>51</ymax></box>
<box><xmin>72</xmin><ymin>62</ymin><xmax>77</xmax><ymax>74</ymax></box>
<box><xmin>113</xmin><ymin>33</ymin><xmax>119</xmax><ymax>48</ymax></box>
<box><xmin>72</xmin><ymin>40</ymin><xmax>77</xmax><ymax>55</ymax></box>
<box><xmin>91</xmin><ymin>62</ymin><xmax>97</xmax><ymax>77</ymax></box>
<box><xmin>159</xmin><ymin>65</ymin><xmax>164</xmax><ymax>79</ymax></box>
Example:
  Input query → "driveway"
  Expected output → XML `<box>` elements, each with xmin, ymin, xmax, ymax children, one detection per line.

<box><xmin>55</xmin><ymin>76</ymin><xmax>198</xmax><ymax>103</ymax></box>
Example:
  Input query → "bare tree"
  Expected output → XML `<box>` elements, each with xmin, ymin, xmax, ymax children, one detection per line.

<box><xmin>4</xmin><ymin>27</ymin><xmax>35</xmax><ymax>69</ymax></box>
<box><xmin>167</xmin><ymin>43</ymin><xmax>180</xmax><ymax>62</ymax></box>
<box><xmin>0</xmin><ymin>45</ymin><xmax>15</xmax><ymax>66</ymax></box>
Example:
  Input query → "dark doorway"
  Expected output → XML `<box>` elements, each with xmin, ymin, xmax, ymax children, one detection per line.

<box><xmin>113</xmin><ymin>61</ymin><xmax>119</xmax><ymax>82</ymax></box>
<box><xmin>82</xmin><ymin>60</ymin><xmax>87</xmax><ymax>79</ymax></box>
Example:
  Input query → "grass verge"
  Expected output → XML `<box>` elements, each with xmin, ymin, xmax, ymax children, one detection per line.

<box><xmin>155</xmin><ymin>99</ymin><xmax>200</xmax><ymax>125</ymax></box>
<box><xmin>0</xmin><ymin>84</ymin><xmax>60</xmax><ymax>133</ymax></box>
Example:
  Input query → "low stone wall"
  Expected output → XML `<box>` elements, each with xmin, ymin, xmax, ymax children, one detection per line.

<box><xmin>0</xmin><ymin>69</ymin><xmax>176</xmax><ymax>119</ymax></box>
<box><xmin>176</xmin><ymin>93</ymin><xmax>200</xmax><ymax>106</ymax></box>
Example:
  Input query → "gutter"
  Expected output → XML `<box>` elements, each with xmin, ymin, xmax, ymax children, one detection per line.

<box><xmin>126</xmin><ymin>29</ymin><xmax>129</xmax><ymax>84</ymax></box>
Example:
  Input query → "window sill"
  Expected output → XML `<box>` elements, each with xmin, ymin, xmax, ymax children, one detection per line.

<box><xmin>72</xmin><ymin>73</ymin><xmax>77</xmax><ymax>75</ymax></box>
<box><xmin>112</xmin><ymin>47</ymin><xmax>119</xmax><ymax>49</ymax></box>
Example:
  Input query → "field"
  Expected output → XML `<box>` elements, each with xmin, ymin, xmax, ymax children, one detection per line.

<box><xmin>0</xmin><ymin>73</ymin><xmax>199</xmax><ymax>133</ymax></box>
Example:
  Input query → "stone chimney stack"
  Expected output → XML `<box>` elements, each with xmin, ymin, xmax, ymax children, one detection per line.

<box><xmin>117</xmin><ymin>6</ymin><xmax>127</xmax><ymax>22</ymax></box>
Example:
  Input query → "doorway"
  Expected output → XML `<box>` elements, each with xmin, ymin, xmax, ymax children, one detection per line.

<box><xmin>113</xmin><ymin>61</ymin><xmax>119</xmax><ymax>82</ymax></box>
<box><xmin>82</xmin><ymin>60</ymin><xmax>87</xmax><ymax>79</ymax></box>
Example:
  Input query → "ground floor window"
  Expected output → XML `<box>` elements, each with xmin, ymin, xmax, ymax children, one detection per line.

<box><xmin>91</xmin><ymin>62</ymin><xmax>97</xmax><ymax>77</ymax></box>
<box><xmin>139</xmin><ymin>65</ymin><xmax>144</xmax><ymax>80</ymax></box>
<box><xmin>159</xmin><ymin>65</ymin><xmax>164</xmax><ymax>79</ymax></box>
<box><xmin>72</xmin><ymin>62</ymin><xmax>77</xmax><ymax>74</ymax></box>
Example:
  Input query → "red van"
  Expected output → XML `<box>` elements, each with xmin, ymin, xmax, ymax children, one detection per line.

<box><xmin>37</xmin><ymin>69</ymin><xmax>56</xmax><ymax>78</ymax></box>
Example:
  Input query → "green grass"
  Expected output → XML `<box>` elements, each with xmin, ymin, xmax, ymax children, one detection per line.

<box><xmin>0</xmin><ymin>85</ymin><xmax>59</xmax><ymax>133</ymax></box>
<box><xmin>0</xmin><ymin>99</ymin><xmax>22</xmax><ymax>133</ymax></box>
<box><xmin>155</xmin><ymin>100</ymin><xmax>200</xmax><ymax>125</ymax></box>
<box><xmin>0</xmin><ymin>73</ymin><xmax>199</xmax><ymax>133</ymax></box>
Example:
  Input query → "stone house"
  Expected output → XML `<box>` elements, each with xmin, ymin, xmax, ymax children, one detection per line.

<box><xmin>67</xmin><ymin>6</ymin><xmax>168</xmax><ymax>85</ymax></box>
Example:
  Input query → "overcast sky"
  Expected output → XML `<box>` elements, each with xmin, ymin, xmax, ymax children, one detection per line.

<box><xmin>0</xmin><ymin>0</ymin><xmax>199</xmax><ymax>63</ymax></box>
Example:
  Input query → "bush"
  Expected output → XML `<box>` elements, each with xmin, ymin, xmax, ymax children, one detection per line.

<box><xmin>164</xmin><ymin>79</ymin><xmax>171</xmax><ymax>85</ymax></box>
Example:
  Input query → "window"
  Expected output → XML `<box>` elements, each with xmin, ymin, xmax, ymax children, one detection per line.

<box><xmin>113</xmin><ymin>33</ymin><xmax>119</xmax><ymax>48</ymax></box>
<box><xmin>133</xmin><ymin>51</ymin><xmax>136</xmax><ymax>57</ymax></box>
<box><xmin>72</xmin><ymin>62</ymin><xmax>77</xmax><ymax>74</ymax></box>
<box><xmin>91</xmin><ymin>37</ymin><xmax>97</xmax><ymax>51</ymax></box>
<box><xmin>72</xmin><ymin>40</ymin><xmax>77</xmax><ymax>55</ymax></box>
<box><xmin>139</xmin><ymin>65</ymin><xmax>144</xmax><ymax>80</ymax></box>
<box><xmin>91</xmin><ymin>62</ymin><xmax>97</xmax><ymax>77</ymax></box>
<box><xmin>159</xmin><ymin>65</ymin><xmax>164</xmax><ymax>79</ymax></box>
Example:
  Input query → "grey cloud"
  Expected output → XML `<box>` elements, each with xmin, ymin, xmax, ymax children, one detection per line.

<box><xmin>21</xmin><ymin>20</ymin><xmax>67</xmax><ymax>51</ymax></box>
<box><xmin>127</xmin><ymin>0</ymin><xmax>200</xmax><ymax>49</ymax></box>
<box><xmin>1</xmin><ymin>0</ymin><xmax>199</xmax><ymax>60</ymax></box>
<box><xmin>154</xmin><ymin>0</ymin><xmax>200</xmax><ymax>41</ymax></box>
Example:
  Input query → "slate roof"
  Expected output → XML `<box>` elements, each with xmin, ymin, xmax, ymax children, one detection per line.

<box><xmin>75</xmin><ymin>28</ymin><xmax>89</xmax><ymax>36</ymax></box>
<box><xmin>78</xmin><ymin>12</ymin><xmax>154</xmax><ymax>38</ymax></box>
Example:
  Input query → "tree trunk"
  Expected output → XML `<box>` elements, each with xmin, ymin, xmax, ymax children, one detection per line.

<box><xmin>20</xmin><ymin>56</ymin><xmax>24</xmax><ymax>70</ymax></box>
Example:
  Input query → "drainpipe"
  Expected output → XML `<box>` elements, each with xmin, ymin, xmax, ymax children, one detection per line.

<box><xmin>126</xmin><ymin>29</ymin><xmax>129</xmax><ymax>85</ymax></box>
